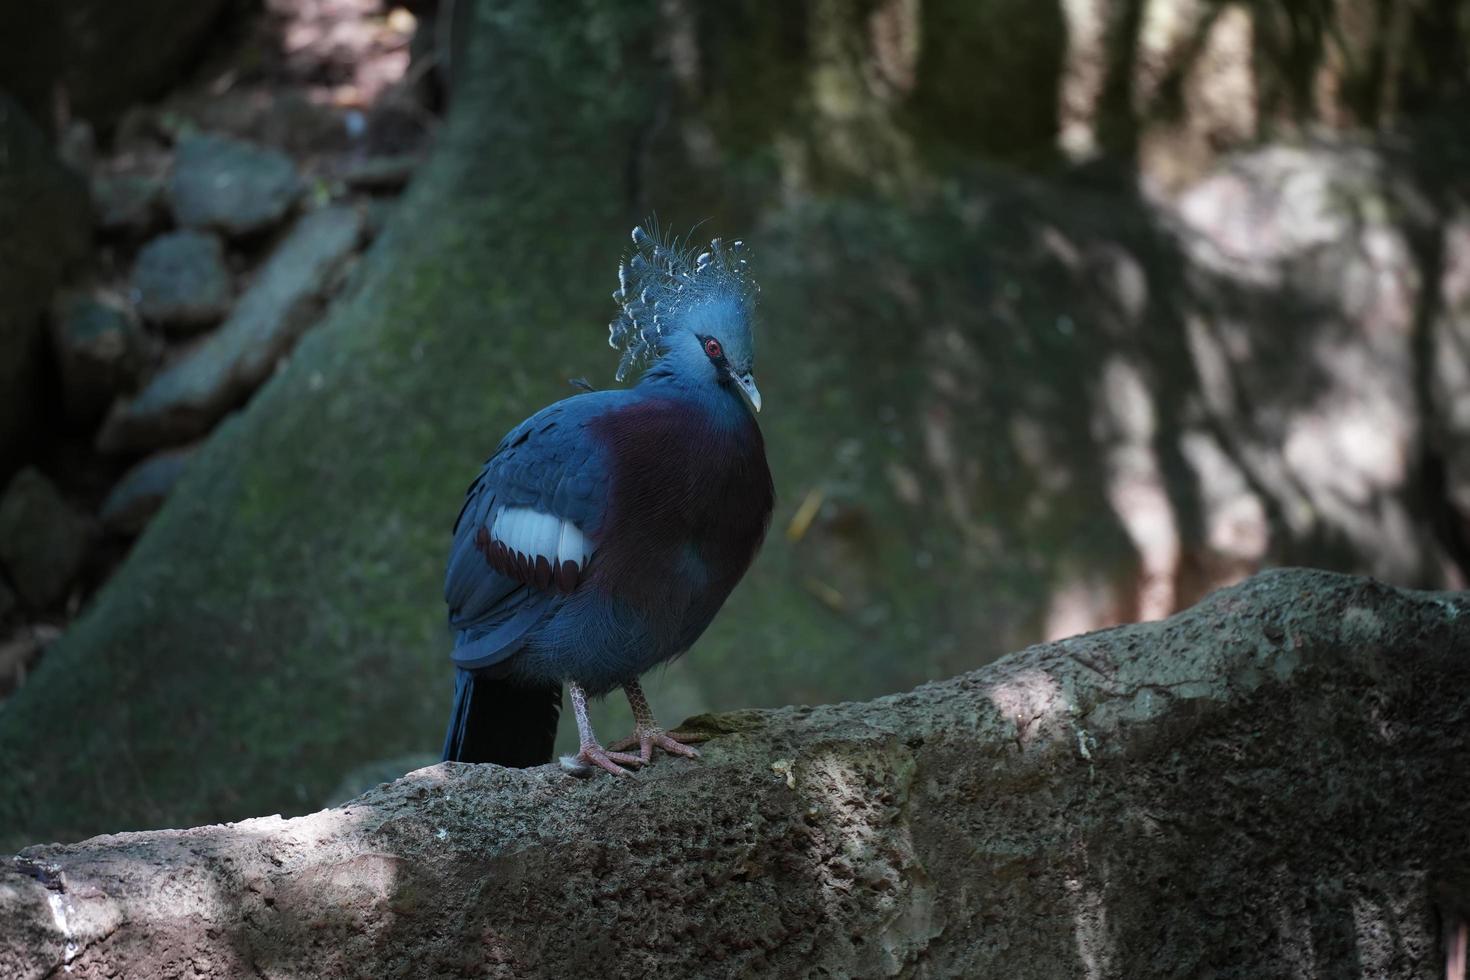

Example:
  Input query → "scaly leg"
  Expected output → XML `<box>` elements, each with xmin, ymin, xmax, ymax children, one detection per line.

<box><xmin>564</xmin><ymin>681</ymin><xmax>645</xmax><ymax>777</ymax></box>
<box><xmin>607</xmin><ymin>678</ymin><xmax>707</xmax><ymax>763</ymax></box>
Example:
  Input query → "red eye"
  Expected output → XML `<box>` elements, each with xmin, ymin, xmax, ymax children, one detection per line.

<box><xmin>703</xmin><ymin>337</ymin><xmax>724</xmax><ymax>359</ymax></box>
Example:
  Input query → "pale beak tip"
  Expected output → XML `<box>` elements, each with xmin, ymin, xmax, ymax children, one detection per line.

<box><xmin>737</xmin><ymin>373</ymin><xmax>762</xmax><ymax>413</ymax></box>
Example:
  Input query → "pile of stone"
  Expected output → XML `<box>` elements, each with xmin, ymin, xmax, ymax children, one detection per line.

<box><xmin>24</xmin><ymin>135</ymin><xmax>366</xmax><ymax>522</ymax></box>
<box><xmin>95</xmin><ymin>133</ymin><xmax>367</xmax><ymax>454</ymax></box>
<box><xmin>0</xmin><ymin>0</ymin><xmax>442</xmax><ymax>707</ymax></box>
<box><xmin>0</xmin><ymin>0</ymin><xmax>434</xmax><ymax>689</ymax></box>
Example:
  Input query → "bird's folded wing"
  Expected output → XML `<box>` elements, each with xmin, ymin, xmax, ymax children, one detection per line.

<box><xmin>443</xmin><ymin>394</ymin><xmax>614</xmax><ymax>669</ymax></box>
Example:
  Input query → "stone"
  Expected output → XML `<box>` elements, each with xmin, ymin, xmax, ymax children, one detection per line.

<box><xmin>0</xmin><ymin>95</ymin><xmax>90</xmax><ymax>476</ymax></box>
<box><xmin>338</xmin><ymin>153</ymin><xmax>422</xmax><ymax>191</ymax></box>
<box><xmin>51</xmin><ymin>292</ymin><xmax>148</xmax><ymax>425</ymax></box>
<box><xmin>99</xmin><ymin>206</ymin><xmax>364</xmax><ymax>453</ymax></box>
<box><xmin>92</xmin><ymin>173</ymin><xmax>164</xmax><ymax>235</ymax></box>
<box><xmin>0</xmin><ymin>571</ymin><xmax>1464</xmax><ymax>977</ymax></box>
<box><xmin>0</xmin><ymin>469</ymin><xmax>91</xmax><ymax>607</ymax></box>
<box><xmin>323</xmin><ymin>753</ymin><xmax>441</xmax><ymax>807</ymax></box>
<box><xmin>169</xmin><ymin>133</ymin><xmax>301</xmax><ymax>236</ymax></box>
<box><xmin>164</xmin><ymin>89</ymin><xmax>354</xmax><ymax>157</ymax></box>
<box><xmin>362</xmin><ymin>197</ymin><xmax>397</xmax><ymax>240</ymax></box>
<box><xmin>99</xmin><ymin>445</ymin><xmax>196</xmax><ymax>536</ymax></box>
<box><xmin>131</xmin><ymin>230</ymin><xmax>234</xmax><ymax>332</ymax></box>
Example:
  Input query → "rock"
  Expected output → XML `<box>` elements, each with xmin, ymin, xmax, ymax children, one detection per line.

<box><xmin>99</xmin><ymin>445</ymin><xmax>196</xmax><ymax>536</ymax></box>
<box><xmin>338</xmin><ymin>153</ymin><xmax>422</xmax><ymax>191</ymax></box>
<box><xmin>169</xmin><ymin>133</ymin><xmax>301</xmax><ymax>236</ymax></box>
<box><xmin>0</xmin><ymin>571</ymin><xmax>1464</xmax><ymax>976</ymax></box>
<box><xmin>131</xmin><ymin>230</ymin><xmax>233</xmax><ymax>331</ymax></box>
<box><xmin>99</xmin><ymin>207</ymin><xmax>364</xmax><ymax>453</ymax></box>
<box><xmin>91</xmin><ymin>173</ymin><xmax>164</xmax><ymax>235</ymax></box>
<box><xmin>51</xmin><ymin>292</ymin><xmax>147</xmax><ymax>425</ymax></box>
<box><xmin>0</xmin><ymin>469</ymin><xmax>91</xmax><ymax>607</ymax></box>
<box><xmin>323</xmin><ymin>752</ymin><xmax>441</xmax><ymax>807</ymax></box>
<box><xmin>163</xmin><ymin>89</ymin><xmax>356</xmax><ymax>157</ymax></box>
<box><xmin>362</xmin><ymin>197</ymin><xmax>397</xmax><ymax>240</ymax></box>
<box><xmin>0</xmin><ymin>95</ymin><xmax>90</xmax><ymax>476</ymax></box>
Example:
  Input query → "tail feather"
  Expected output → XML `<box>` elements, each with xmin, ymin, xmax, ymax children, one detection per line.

<box><xmin>442</xmin><ymin>668</ymin><xmax>562</xmax><ymax>766</ymax></box>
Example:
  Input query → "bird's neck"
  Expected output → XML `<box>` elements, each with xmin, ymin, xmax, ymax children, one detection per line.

<box><xmin>636</xmin><ymin>366</ymin><xmax>753</xmax><ymax>432</ymax></box>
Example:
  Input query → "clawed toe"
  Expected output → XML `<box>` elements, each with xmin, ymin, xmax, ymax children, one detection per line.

<box><xmin>564</xmin><ymin>681</ymin><xmax>709</xmax><ymax>776</ymax></box>
<box><xmin>570</xmin><ymin>743</ymin><xmax>644</xmax><ymax>777</ymax></box>
<box><xmin>649</xmin><ymin>732</ymin><xmax>701</xmax><ymax>759</ymax></box>
<box><xmin>608</xmin><ymin>728</ymin><xmax>705</xmax><ymax>763</ymax></box>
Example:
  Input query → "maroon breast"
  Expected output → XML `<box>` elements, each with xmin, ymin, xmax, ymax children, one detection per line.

<box><xmin>589</xmin><ymin>397</ymin><xmax>774</xmax><ymax>605</ymax></box>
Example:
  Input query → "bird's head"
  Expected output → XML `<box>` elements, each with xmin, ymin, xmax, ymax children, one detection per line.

<box><xmin>608</xmin><ymin>223</ymin><xmax>762</xmax><ymax>413</ymax></box>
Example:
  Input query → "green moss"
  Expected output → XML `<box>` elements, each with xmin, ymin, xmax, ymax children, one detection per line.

<box><xmin>0</xmin><ymin>1</ymin><xmax>665</xmax><ymax>844</ymax></box>
<box><xmin>0</xmin><ymin>2</ymin><xmax>1203</xmax><ymax>846</ymax></box>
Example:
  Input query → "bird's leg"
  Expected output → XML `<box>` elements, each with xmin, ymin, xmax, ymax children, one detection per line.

<box><xmin>565</xmin><ymin>680</ymin><xmax>645</xmax><ymax>777</ymax></box>
<box><xmin>607</xmin><ymin>679</ymin><xmax>707</xmax><ymax>763</ymax></box>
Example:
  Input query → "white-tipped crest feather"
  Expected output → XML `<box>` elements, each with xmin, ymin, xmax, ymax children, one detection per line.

<box><xmin>607</xmin><ymin>220</ymin><xmax>758</xmax><ymax>382</ymax></box>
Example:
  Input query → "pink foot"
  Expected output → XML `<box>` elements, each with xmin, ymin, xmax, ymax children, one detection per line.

<box><xmin>566</xmin><ymin>741</ymin><xmax>645</xmax><ymax>777</ymax></box>
<box><xmin>608</xmin><ymin>727</ymin><xmax>707</xmax><ymax>764</ymax></box>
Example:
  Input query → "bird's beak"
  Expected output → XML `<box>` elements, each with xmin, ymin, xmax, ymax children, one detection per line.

<box><xmin>734</xmin><ymin>372</ymin><xmax>762</xmax><ymax>413</ymax></box>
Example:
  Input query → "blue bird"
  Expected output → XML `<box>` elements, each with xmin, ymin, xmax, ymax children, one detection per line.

<box><xmin>441</xmin><ymin>224</ymin><xmax>774</xmax><ymax>775</ymax></box>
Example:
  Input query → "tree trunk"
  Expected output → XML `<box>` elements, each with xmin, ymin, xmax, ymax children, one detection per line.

<box><xmin>2</xmin><ymin>568</ymin><xmax>1465</xmax><ymax>978</ymax></box>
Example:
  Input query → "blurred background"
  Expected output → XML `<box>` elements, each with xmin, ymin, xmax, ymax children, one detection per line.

<box><xmin>0</xmin><ymin>0</ymin><xmax>1467</xmax><ymax>846</ymax></box>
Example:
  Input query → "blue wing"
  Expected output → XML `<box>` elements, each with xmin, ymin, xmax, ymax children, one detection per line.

<box><xmin>444</xmin><ymin>390</ymin><xmax>624</xmax><ymax>671</ymax></box>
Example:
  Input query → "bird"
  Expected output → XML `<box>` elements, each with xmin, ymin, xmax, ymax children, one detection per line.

<box><xmin>440</xmin><ymin>223</ymin><xmax>774</xmax><ymax>776</ymax></box>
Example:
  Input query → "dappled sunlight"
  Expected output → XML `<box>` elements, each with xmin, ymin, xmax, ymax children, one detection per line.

<box><xmin>1137</xmin><ymin>4</ymin><xmax>1258</xmax><ymax>186</ymax></box>
<box><xmin>265</xmin><ymin>0</ymin><xmax>415</xmax><ymax>108</ymax></box>
<box><xmin>774</xmin><ymin>116</ymin><xmax>1469</xmax><ymax>680</ymax></box>
<box><xmin>0</xmin><ymin>0</ymin><xmax>1466</xmax><ymax>975</ymax></box>
<box><xmin>229</xmin><ymin>800</ymin><xmax>363</xmax><ymax>834</ymax></box>
<box><xmin>783</xmin><ymin>0</ymin><xmax>923</xmax><ymax>193</ymax></box>
<box><xmin>986</xmin><ymin>667</ymin><xmax>1068</xmax><ymax>745</ymax></box>
<box><xmin>1043</xmin><ymin>571</ymin><xmax>1126</xmax><ymax>641</ymax></box>
<box><xmin>1172</xmin><ymin>140</ymin><xmax>1459</xmax><ymax>584</ymax></box>
<box><xmin>1272</xmin><ymin>881</ymin><xmax>1321</xmax><ymax>976</ymax></box>
<box><xmin>1285</xmin><ymin>354</ymin><xmax>1410</xmax><ymax>500</ymax></box>
<box><xmin>2</xmin><ymin>10</ymin><xmax>1467</xmax><ymax>949</ymax></box>
<box><xmin>1096</xmin><ymin>355</ymin><xmax>1179</xmax><ymax>620</ymax></box>
<box><xmin>1058</xmin><ymin>0</ymin><xmax>1258</xmax><ymax>182</ymax></box>
<box><xmin>788</xmin><ymin>747</ymin><xmax>942</xmax><ymax>971</ymax></box>
<box><xmin>16</xmin><ymin>811</ymin><xmax>389</xmax><ymax>977</ymax></box>
<box><xmin>1010</xmin><ymin>415</ymin><xmax>1074</xmax><ymax>497</ymax></box>
<box><xmin>921</xmin><ymin>389</ymin><xmax>985</xmax><ymax>550</ymax></box>
<box><xmin>603</xmin><ymin>0</ymin><xmax>1470</xmax><ymax>730</ymax></box>
<box><xmin>1449</xmin><ymin>919</ymin><xmax>1468</xmax><ymax>980</ymax></box>
<box><xmin>1253</xmin><ymin>874</ymin><xmax>1441</xmax><ymax>979</ymax></box>
<box><xmin>1056</xmin><ymin>0</ymin><xmax>1108</xmax><ymax>160</ymax></box>
<box><xmin>1067</xmin><ymin>872</ymin><xmax>1117</xmax><ymax>980</ymax></box>
<box><xmin>1351</xmin><ymin>894</ymin><xmax>1397</xmax><ymax>976</ymax></box>
<box><xmin>1282</xmin><ymin>389</ymin><xmax>1422</xmax><ymax>579</ymax></box>
<box><xmin>168</xmin><ymin>805</ymin><xmax>415</xmax><ymax>974</ymax></box>
<box><xmin>1178</xmin><ymin>430</ymin><xmax>1267</xmax><ymax>572</ymax></box>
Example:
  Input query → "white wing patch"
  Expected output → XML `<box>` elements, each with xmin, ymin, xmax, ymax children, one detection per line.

<box><xmin>476</xmin><ymin>506</ymin><xmax>595</xmax><ymax>593</ymax></box>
